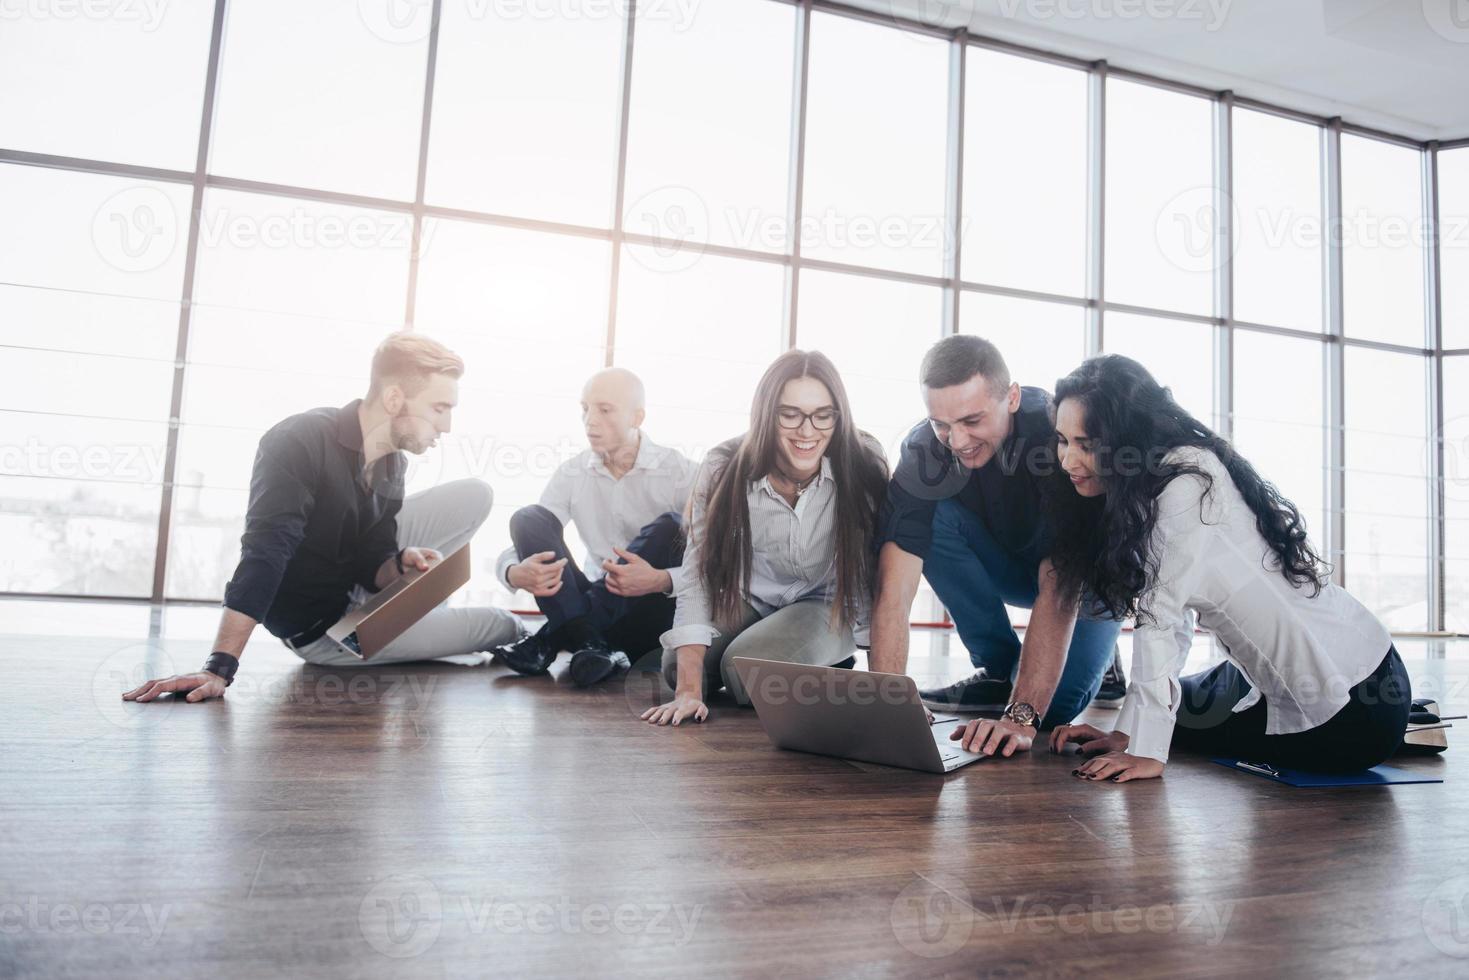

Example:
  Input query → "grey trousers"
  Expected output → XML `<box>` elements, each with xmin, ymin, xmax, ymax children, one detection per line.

<box><xmin>289</xmin><ymin>478</ymin><xmax>524</xmax><ymax>667</ymax></box>
<box><xmin>660</xmin><ymin>598</ymin><xmax>855</xmax><ymax>705</ymax></box>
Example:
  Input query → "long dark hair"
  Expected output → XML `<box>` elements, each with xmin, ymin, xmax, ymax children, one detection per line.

<box><xmin>1045</xmin><ymin>354</ymin><xmax>1325</xmax><ymax>623</ymax></box>
<box><xmin>697</xmin><ymin>350</ymin><xmax>888</xmax><ymax>633</ymax></box>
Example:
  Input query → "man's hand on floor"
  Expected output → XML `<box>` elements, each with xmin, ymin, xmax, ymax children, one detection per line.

<box><xmin>123</xmin><ymin>670</ymin><xmax>228</xmax><ymax>703</ymax></box>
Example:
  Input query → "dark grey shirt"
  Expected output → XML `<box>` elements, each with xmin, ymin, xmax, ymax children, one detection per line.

<box><xmin>222</xmin><ymin>400</ymin><xmax>404</xmax><ymax>639</ymax></box>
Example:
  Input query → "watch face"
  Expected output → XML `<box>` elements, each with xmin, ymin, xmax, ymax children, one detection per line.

<box><xmin>1007</xmin><ymin>702</ymin><xmax>1037</xmax><ymax>727</ymax></box>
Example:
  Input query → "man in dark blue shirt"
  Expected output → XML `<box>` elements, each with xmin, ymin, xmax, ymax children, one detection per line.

<box><xmin>123</xmin><ymin>333</ymin><xmax>522</xmax><ymax>703</ymax></box>
<box><xmin>866</xmin><ymin>335</ymin><xmax>1123</xmax><ymax>759</ymax></box>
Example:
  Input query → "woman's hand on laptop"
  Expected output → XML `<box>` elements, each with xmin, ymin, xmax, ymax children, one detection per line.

<box><xmin>641</xmin><ymin>693</ymin><xmax>708</xmax><ymax>727</ymax></box>
<box><xmin>950</xmin><ymin>717</ymin><xmax>1034</xmax><ymax>757</ymax></box>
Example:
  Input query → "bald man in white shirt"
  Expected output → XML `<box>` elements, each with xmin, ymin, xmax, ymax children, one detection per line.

<box><xmin>492</xmin><ymin>368</ymin><xmax>697</xmax><ymax>686</ymax></box>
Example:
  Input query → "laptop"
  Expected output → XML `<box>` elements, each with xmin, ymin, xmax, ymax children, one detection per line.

<box><xmin>730</xmin><ymin>657</ymin><xmax>986</xmax><ymax>774</ymax></box>
<box><xmin>324</xmin><ymin>544</ymin><xmax>472</xmax><ymax>660</ymax></box>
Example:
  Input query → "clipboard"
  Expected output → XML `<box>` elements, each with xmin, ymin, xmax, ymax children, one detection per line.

<box><xmin>1210</xmin><ymin>758</ymin><xmax>1442</xmax><ymax>787</ymax></box>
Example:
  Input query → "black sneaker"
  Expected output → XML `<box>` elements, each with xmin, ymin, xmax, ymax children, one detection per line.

<box><xmin>1091</xmin><ymin>646</ymin><xmax>1127</xmax><ymax>710</ymax></box>
<box><xmin>493</xmin><ymin>627</ymin><xmax>556</xmax><ymax>676</ymax></box>
<box><xmin>919</xmin><ymin>668</ymin><xmax>1013</xmax><ymax>712</ymax></box>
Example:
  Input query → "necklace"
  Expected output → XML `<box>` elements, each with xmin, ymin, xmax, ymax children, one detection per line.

<box><xmin>774</xmin><ymin>467</ymin><xmax>818</xmax><ymax>498</ymax></box>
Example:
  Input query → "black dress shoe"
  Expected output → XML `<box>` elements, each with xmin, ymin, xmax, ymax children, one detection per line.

<box><xmin>554</xmin><ymin>618</ymin><xmax>626</xmax><ymax>688</ymax></box>
<box><xmin>493</xmin><ymin>628</ymin><xmax>556</xmax><ymax>675</ymax></box>
<box><xmin>918</xmin><ymin>668</ymin><xmax>1013</xmax><ymax>712</ymax></box>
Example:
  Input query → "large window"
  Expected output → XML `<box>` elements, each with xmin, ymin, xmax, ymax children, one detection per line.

<box><xmin>801</xmin><ymin>12</ymin><xmax>949</xmax><ymax>276</ymax></box>
<box><xmin>1441</xmin><ymin>148</ymin><xmax>1469</xmax><ymax>351</ymax></box>
<box><xmin>1105</xmin><ymin>79</ymin><xmax>1215</xmax><ymax>317</ymax></box>
<box><xmin>209</xmin><ymin>1</ymin><xmax>428</xmax><ymax>199</ymax></box>
<box><xmin>961</xmin><ymin>50</ymin><xmax>1088</xmax><ymax>296</ymax></box>
<box><xmin>0</xmin><ymin>1</ymin><xmax>1453</xmax><ymax>635</ymax></box>
<box><xmin>1341</xmin><ymin>135</ymin><xmax>1426</xmax><ymax>348</ymax></box>
<box><xmin>1343</xmin><ymin>348</ymin><xmax>1429</xmax><ymax>630</ymax></box>
<box><xmin>1232</xmin><ymin>109</ymin><xmax>1323</xmax><ymax>333</ymax></box>
<box><xmin>621</xmin><ymin>0</ymin><xmax>794</xmax><ymax>253</ymax></box>
<box><xmin>0</xmin><ymin>165</ymin><xmax>188</xmax><ymax>597</ymax></box>
<box><xmin>1446</xmin><ymin>356</ymin><xmax>1469</xmax><ymax>631</ymax></box>
<box><xmin>0</xmin><ymin>4</ymin><xmax>214</xmax><ymax>170</ymax></box>
<box><xmin>426</xmin><ymin>1</ymin><xmax>623</xmax><ymax>226</ymax></box>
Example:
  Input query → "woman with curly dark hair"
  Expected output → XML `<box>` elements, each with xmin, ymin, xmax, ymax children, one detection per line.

<box><xmin>1045</xmin><ymin>354</ymin><xmax>1410</xmax><ymax>781</ymax></box>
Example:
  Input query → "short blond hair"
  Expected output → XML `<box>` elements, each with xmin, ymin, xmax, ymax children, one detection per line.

<box><xmin>368</xmin><ymin>331</ymin><xmax>464</xmax><ymax>398</ymax></box>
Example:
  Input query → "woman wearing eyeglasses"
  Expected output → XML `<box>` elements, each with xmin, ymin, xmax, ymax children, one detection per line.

<box><xmin>1045</xmin><ymin>354</ymin><xmax>1410</xmax><ymax>781</ymax></box>
<box><xmin>642</xmin><ymin>349</ymin><xmax>889</xmax><ymax>726</ymax></box>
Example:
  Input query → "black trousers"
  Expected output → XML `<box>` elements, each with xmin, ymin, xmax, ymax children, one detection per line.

<box><xmin>508</xmin><ymin>505</ymin><xmax>684</xmax><ymax>659</ymax></box>
<box><xmin>1170</xmin><ymin>645</ymin><xmax>1411</xmax><ymax>772</ymax></box>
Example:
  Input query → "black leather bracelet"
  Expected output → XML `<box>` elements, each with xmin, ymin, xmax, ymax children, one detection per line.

<box><xmin>203</xmin><ymin>652</ymin><xmax>240</xmax><ymax>687</ymax></box>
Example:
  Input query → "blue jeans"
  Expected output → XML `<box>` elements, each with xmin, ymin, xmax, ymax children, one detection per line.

<box><xmin>923</xmin><ymin>499</ymin><xmax>1122</xmax><ymax>728</ymax></box>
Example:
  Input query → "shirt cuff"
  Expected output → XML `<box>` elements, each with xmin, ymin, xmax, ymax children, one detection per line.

<box><xmin>660</xmin><ymin>623</ymin><xmax>718</xmax><ymax>652</ymax></box>
<box><xmin>663</xmin><ymin>563</ymin><xmax>688</xmax><ymax>597</ymax></box>
<box><xmin>1113</xmin><ymin>683</ymin><xmax>1181</xmax><ymax>764</ymax></box>
<box><xmin>494</xmin><ymin>545</ymin><xmax>518</xmax><ymax>593</ymax></box>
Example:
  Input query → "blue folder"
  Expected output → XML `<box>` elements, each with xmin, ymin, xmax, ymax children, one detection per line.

<box><xmin>1210</xmin><ymin>758</ymin><xmax>1443</xmax><ymax>787</ymax></box>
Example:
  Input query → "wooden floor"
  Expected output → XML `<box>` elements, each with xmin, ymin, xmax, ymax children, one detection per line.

<box><xmin>2</xmin><ymin>601</ymin><xmax>1466</xmax><ymax>978</ymax></box>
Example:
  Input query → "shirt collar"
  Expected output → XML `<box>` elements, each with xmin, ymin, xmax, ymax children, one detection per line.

<box><xmin>337</xmin><ymin>398</ymin><xmax>403</xmax><ymax>488</ymax></box>
<box><xmin>586</xmin><ymin>430</ymin><xmax>663</xmax><ymax>476</ymax></box>
<box><xmin>335</xmin><ymin>399</ymin><xmax>365</xmax><ymax>452</ymax></box>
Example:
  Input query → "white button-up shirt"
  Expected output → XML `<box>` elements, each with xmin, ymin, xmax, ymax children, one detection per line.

<box><xmin>661</xmin><ymin>436</ymin><xmax>883</xmax><ymax>652</ymax></box>
<box><xmin>495</xmin><ymin>432</ymin><xmax>697</xmax><ymax>593</ymax></box>
<box><xmin>1116</xmin><ymin>446</ymin><xmax>1391</xmax><ymax>763</ymax></box>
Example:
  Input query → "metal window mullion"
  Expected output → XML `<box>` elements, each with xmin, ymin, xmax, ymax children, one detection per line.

<box><xmin>941</xmin><ymin>31</ymin><xmax>965</xmax><ymax>338</ymax></box>
<box><xmin>1323</xmin><ymin>119</ymin><xmax>1347</xmax><ymax>587</ymax></box>
<box><xmin>1085</xmin><ymin>61</ymin><xmax>1106</xmax><ymax>356</ymax></box>
<box><xmin>1426</xmin><ymin>142</ymin><xmax>1446</xmax><ymax>633</ymax></box>
<box><xmin>1214</xmin><ymin>92</ymin><xmax>1234</xmax><ymax>441</ymax></box>
<box><xmin>782</xmin><ymin>0</ymin><xmax>812</xmax><ymax>351</ymax></box>
<box><xmin>603</xmin><ymin>0</ymin><xmax>638</xmax><ymax>367</ymax></box>
<box><xmin>150</xmin><ymin>0</ymin><xmax>228</xmax><ymax>603</ymax></box>
<box><xmin>402</xmin><ymin>0</ymin><xmax>444</xmax><ymax>330</ymax></box>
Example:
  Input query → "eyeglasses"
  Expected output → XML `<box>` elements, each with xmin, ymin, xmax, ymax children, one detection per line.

<box><xmin>777</xmin><ymin>407</ymin><xmax>839</xmax><ymax>431</ymax></box>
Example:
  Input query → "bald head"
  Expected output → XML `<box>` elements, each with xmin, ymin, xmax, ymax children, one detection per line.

<box><xmin>582</xmin><ymin>367</ymin><xmax>646</xmax><ymax>412</ymax></box>
<box><xmin>580</xmin><ymin>367</ymin><xmax>646</xmax><ymax>455</ymax></box>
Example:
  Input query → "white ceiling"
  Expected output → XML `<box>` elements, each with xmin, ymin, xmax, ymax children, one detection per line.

<box><xmin>848</xmin><ymin>0</ymin><xmax>1469</xmax><ymax>141</ymax></box>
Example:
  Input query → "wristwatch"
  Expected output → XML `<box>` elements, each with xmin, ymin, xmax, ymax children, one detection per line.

<box><xmin>1002</xmin><ymin>700</ymin><xmax>1039</xmax><ymax>730</ymax></box>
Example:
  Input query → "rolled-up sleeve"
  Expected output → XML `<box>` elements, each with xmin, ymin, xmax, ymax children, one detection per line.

<box><xmin>659</xmin><ymin>456</ymin><xmax>721</xmax><ymax>652</ymax></box>
<box><xmin>1113</xmin><ymin>473</ymin><xmax>1210</xmax><ymax>763</ymax></box>
<box><xmin>222</xmin><ymin>430</ymin><xmax>319</xmax><ymax>622</ymax></box>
